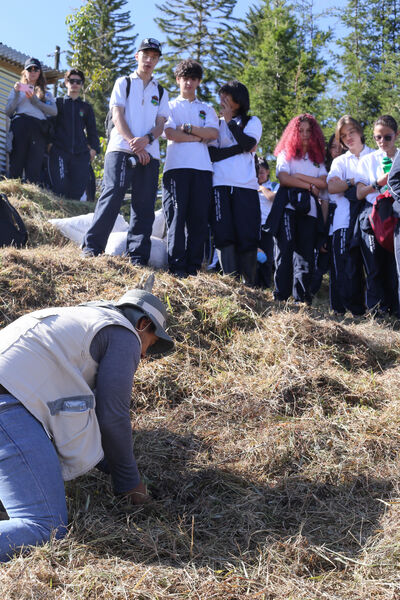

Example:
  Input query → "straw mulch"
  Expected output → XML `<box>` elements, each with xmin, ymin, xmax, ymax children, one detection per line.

<box><xmin>0</xmin><ymin>181</ymin><xmax>400</xmax><ymax>599</ymax></box>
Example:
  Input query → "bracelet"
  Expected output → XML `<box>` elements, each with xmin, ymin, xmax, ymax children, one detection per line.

<box><xmin>183</xmin><ymin>123</ymin><xmax>192</xmax><ymax>134</ymax></box>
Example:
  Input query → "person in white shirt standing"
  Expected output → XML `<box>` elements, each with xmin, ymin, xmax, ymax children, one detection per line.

<box><xmin>257</xmin><ymin>159</ymin><xmax>278</xmax><ymax>288</ymax></box>
<box><xmin>327</xmin><ymin>116</ymin><xmax>372</xmax><ymax>315</ymax></box>
<box><xmin>355</xmin><ymin>115</ymin><xmax>399</xmax><ymax>316</ymax></box>
<box><xmin>273</xmin><ymin>114</ymin><xmax>327</xmax><ymax>304</ymax></box>
<box><xmin>163</xmin><ymin>60</ymin><xmax>219</xmax><ymax>276</ymax></box>
<box><xmin>209</xmin><ymin>81</ymin><xmax>262</xmax><ymax>286</ymax></box>
<box><xmin>83</xmin><ymin>39</ymin><xmax>169</xmax><ymax>265</ymax></box>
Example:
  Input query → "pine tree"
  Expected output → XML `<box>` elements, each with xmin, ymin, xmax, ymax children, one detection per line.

<box><xmin>66</xmin><ymin>0</ymin><xmax>137</xmax><ymax>129</ymax></box>
<box><xmin>336</xmin><ymin>0</ymin><xmax>400</xmax><ymax>129</ymax></box>
<box><xmin>241</xmin><ymin>0</ymin><xmax>331</xmax><ymax>154</ymax></box>
<box><xmin>155</xmin><ymin>0</ymin><xmax>240</xmax><ymax>101</ymax></box>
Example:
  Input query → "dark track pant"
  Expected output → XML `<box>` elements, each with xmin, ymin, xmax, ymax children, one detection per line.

<box><xmin>211</xmin><ymin>185</ymin><xmax>260</xmax><ymax>252</ymax></box>
<box><xmin>360</xmin><ymin>225</ymin><xmax>398</xmax><ymax>313</ymax></box>
<box><xmin>48</xmin><ymin>147</ymin><xmax>90</xmax><ymax>200</ymax></box>
<box><xmin>83</xmin><ymin>151</ymin><xmax>159</xmax><ymax>265</ymax></box>
<box><xmin>331</xmin><ymin>228</ymin><xmax>365</xmax><ymax>315</ymax></box>
<box><xmin>162</xmin><ymin>168</ymin><xmax>212</xmax><ymax>275</ymax></box>
<box><xmin>9</xmin><ymin>115</ymin><xmax>46</xmax><ymax>184</ymax></box>
<box><xmin>393</xmin><ymin>221</ymin><xmax>400</xmax><ymax>317</ymax></box>
<box><xmin>310</xmin><ymin>241</ymin><xmax>332</xmax><ymax>297</ymax></box>
<box><xmin>273</xmin><ymin>209</ymin><xmax>317</xmax><ymax>303</ymax></box>
<box><xmin>257</xmin><ymin>229</ymin><xmax>274</xmax><ymax>288</ymax></box>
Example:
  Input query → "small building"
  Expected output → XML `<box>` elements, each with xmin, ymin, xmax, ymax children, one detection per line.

<box><xmin>0</xmin><ymin>43</ymin><xmax>62</xmax><ymax>176</ymax></box>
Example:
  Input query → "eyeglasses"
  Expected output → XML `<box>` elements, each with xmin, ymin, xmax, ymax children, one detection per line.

<box><xmin>27</xmin><ymin>66</ymin><xmax>40</xmax><ymax>72</ymax></box>
<box><xmin>68</xmin><ymin>78</ymin><xmax>82</xmax><ymax>85</ymax></box>
<box><xmin>374</xmin><ymin>134</ymin><xmax>394</xmax><ymax>142</ymax></box>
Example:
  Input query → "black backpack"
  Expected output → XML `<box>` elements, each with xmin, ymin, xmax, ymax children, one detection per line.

<box><xmin>0</xmin><ymin>193</ymin><xmax>28</xmax><ymax>248</ymax></box>
<box><xmin>104</xmin><ymin>77</ymin><xmax>164</xmax><ymax>142</ymax></box>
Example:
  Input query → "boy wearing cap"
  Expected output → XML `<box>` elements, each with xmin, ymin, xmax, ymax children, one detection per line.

<box><xmin>48</xmin><ymin>68</ymin><xmax>100</xmax><ymax>200</ymax></box>
<box><xmin>163</xmin><ymin>59</ymin><xmax>219</xmax><ymax>276</ymax></box>
<box><xmin>83</xmin><ymin>38</ymin><xmax>169</xmax><ymax>265</ymax></box>
<box><xmin>0</xmin><ymin>287</ymin><xmax>174</xmax><ymax>561</ymax></box>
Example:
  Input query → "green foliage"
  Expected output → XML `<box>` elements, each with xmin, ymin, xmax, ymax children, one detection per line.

<box><xmin>66</xmin><ymin>0</ymin><xmax>137</xmax><ymax>129</ymax></box>
<box><xmin>155</xmin><ymin>0</ymin><xmax>241</xmax><ymax>102</ymax></box>
<box><xmin>336</xmin><ymin>0</ymin><xmax>400</xmax><ymax>130</ymax></box>
<box><xmin>241</xmin><ymin>0</ymin><xmax>332</xmax><ymax>155</ymax></box>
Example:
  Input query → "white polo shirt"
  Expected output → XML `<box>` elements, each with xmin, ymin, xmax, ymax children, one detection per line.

<box><xmin>163</xmin><ymin>96</ymin><xmax>218</xmax><ymax>173</ymax></box>
<box><xmin>211</xmin><ymin>116</ymin><xmax>262</xmax><ymax>189</ymax></box>
<box><xmin>259</xmin><ymin>184</ymin><xmax>274</xmax><ymax>223</ymax></box>
<box><xmin>327</xmin><ymin>145</ymin><xmax>372</xmax><ymax>232</ymax></box>
<box><xmin>107</xmin><ymin>71</ymin><xmax>170</xmax><ymax>160</ymax></box>
<box><xmin>276</xmin><ymin>152</ymin><xmax>327</xmax><ymax>218</ymax></box>
<box><xmin>355</xmin><ymin>148</ymin><xmax>398</xmax><ymax>205</ymax></box>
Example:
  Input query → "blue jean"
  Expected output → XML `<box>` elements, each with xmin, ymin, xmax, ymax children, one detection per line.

<box><xmin>0</xmin><ymin>394</ymin><xmax>68</xmax><ymax>562</ymax></box>
<box><xmin>83</xmin><ymin>151</ymin><xmax>159</xmax><ymax>264</ymax></box>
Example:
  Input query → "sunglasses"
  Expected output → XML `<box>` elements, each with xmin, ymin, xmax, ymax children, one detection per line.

<box><xmin>374</xmin><ymin>134</ymin><xmax>394</xmax><ymax>142</ymax></box>
<box><xmin>27</xmin><ymin>66</ymin><xmax>40</xmax><ymax>72</ymax></box>
<box><xmin>68</xmin><ymin>78</ymin><xmax>82</xmax><ymax>85</ymax></box>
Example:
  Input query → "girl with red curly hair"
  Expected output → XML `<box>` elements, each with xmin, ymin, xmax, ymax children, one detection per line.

<box><xmin>272</xmin><ymin>113</ymin><xmax>327</xmax><ymax>303</ymax></box>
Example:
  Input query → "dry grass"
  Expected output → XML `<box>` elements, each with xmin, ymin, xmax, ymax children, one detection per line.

<box><xmin>0</xmin><ymin>181</ymin><xmax>400</xmax><ymax>599</ymax></box>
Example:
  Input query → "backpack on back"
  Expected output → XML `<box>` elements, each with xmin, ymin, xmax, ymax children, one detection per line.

<box><xmin>369</xmin><ymin>190</ymin><xmax>398</xmax><ymax>253</ymax></box>
<box><xmin>104</xmin><ymin>77</ymin><xmax>164</xmax><ymax>142</ymax></box>
<box><xmin>0</xmin><ymin>193</ymin><xmax>28</xmax><ymax>248</ymax></box>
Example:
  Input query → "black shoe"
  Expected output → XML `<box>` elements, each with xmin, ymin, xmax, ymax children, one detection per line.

<box><xmin>81</xmin><ymin>248</ymin><xmax>97</xmax><ymax>258</ymax></box>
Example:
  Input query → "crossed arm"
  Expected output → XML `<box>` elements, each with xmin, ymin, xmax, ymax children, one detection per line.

<box><xmin>112</xmin><ymin>105</ymin><xmax>166</xmax><ymax>164</ymax></box>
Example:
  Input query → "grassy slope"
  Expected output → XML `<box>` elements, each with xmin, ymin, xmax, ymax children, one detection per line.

<box><xmin>0</xmin><ymin>182</ymin><xmax>400</xmax><ymax>599</ymax></box>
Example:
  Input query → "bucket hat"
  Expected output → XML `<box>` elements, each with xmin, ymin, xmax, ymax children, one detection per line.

<box><xmin>116</xmin><ymin>289</ymin><xmax>174</xmax><ymax>355</ymax></box>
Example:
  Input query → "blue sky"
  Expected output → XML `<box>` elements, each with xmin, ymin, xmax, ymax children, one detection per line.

<box><xmin>2</xmin><ymin>0</ymin><xmax>347</xmax><ymax>72</ymax></box>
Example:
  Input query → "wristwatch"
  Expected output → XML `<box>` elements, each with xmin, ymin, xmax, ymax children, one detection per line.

<box><xmin>372</xmin><ymin>180</ymin><xmax>380</xmax><ymax>191</ymax></box>
<box><xmin>345</xmin><ymin>178</ymin><xmax>352</xmax><ymax>188</ymax></box>
<box><xmin>146</xmin><ymin>132</ymin><xmax>155</xmax><ymax>144</ymax></box>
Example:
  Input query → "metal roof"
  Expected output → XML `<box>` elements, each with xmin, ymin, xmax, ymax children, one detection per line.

<box><xmin>0</xmin><ymin>43</ymin><xmax>62</xmax><ymax>83</ymax></box>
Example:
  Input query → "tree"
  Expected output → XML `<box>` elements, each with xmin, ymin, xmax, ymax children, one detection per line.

<box><xmin>155</xmin><ymin>0</ymin><xmax>241</xmax><ymax>101</ymax></box>
<box><xmin>241</xmin><ymin>0</ymin><xmax>332</xmax><ymax>155</ymax></box>
<box><xmin>336</xmin><ymin>0</ymin><xmax>400</xmax><ymax>130</ymax></box>
<box><xmin>66</xmin><ymin>0</ymin><xmax>137</xmax><ymax>129</ymax></box>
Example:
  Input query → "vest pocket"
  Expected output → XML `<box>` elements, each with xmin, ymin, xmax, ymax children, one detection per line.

<box><xmin>48</xmin><ymin>395</ymin><xmax>94</xmax><ymax>415</ymax></box>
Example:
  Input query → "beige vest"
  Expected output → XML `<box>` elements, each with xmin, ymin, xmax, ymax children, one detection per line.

<box><xmin>0</xmin><ymin>306</ymin><xmax>141</xmax><ymax>481</ymax></box>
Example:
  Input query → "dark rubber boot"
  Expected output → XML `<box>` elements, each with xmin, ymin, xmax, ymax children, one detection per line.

<box><xmin>238</xmin><ymin>250</ymin><xmax>258</xmax><ymax>287</ymax></box>
<box><xmin>217</xmin><ymin>245</ymin><xmax>237</xmax><ymax>276</ymax></box>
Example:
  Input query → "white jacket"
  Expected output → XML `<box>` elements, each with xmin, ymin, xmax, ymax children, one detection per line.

<box><xmin>0</xmin><ymin>306</ymin><xmax>141</xmax><ymax>481</ymax></box>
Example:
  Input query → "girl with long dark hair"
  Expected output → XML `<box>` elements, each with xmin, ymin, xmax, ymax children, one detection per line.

<box><xmin>6</xmin><ymin>58</ymin><xmax>57</xmax><ymax>183</ymax></box>
<box><xmin>209</xmin><ymin>80</ymin><xmax>262</xmax><ymax>285</ymax></box>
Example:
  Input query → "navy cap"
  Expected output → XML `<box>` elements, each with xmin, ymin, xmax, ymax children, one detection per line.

<box><xmin>137</xmin><ymin>38</ymin><xmax>162</xmax><ymax>55</ymax></box>
<box><xmin>24</xmin><ymin>57</ymin><xmax>42</xmax><ymax>70</ymax></box>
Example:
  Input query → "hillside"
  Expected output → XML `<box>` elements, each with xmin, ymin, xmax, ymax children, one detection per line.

<box><xmin>0</xmin><ymin>181</ymin><xmax>399</xmax><ymax>600</ymax></box>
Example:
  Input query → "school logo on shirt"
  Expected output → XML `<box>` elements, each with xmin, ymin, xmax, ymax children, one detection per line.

<box><xmin>313</xmin><ymin>162</ymin><xmax>320</xmax><ymax>168</ymax></box>
<box><xmin>151</xmin><ymin>95</ymin><xmax>159</xmax><ymax>106</ymax></box>
<box><xmin>79</xmin><ymin>110</ymin><xmax>85</xmax><ymax>118</ymax></box>
<box><xmin>199</xmin><ymin>110</ymin><xmax>206</xmax><ymax>121</ymax></box>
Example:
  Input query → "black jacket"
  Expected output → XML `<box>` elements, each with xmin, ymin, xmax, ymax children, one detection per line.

<box><xmin>263</xmin><ymin>186</ymin><xmax>326</xmax><ymax>248</ymax></box>
<box><xmin>388</xmin><ymin>150</ymin><xmax>400</xmax><ymax>217</ymax></box>
<box><xmin>51</xmin><ymin>96</ymin><xmax>100</xmax><ymax>155</ymax></box>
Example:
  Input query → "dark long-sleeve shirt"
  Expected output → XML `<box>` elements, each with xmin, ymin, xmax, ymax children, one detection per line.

<box><xmin>90</xmin><ymin>325</ymin><xmax>141</xmax><ymax>494</ymax></box>
<box><xmin>52</xmin><ymin>95</ymin><xmax>100</xmax><ymax>155</ymax></box>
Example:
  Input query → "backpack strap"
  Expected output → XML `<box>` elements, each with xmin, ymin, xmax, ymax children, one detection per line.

<box><xmin>125</xmin><ymin>76</ymin><xmax>131</xmax><ymax>99</ymax></box>
<box><xmin>0</xmin><ymin>194</ymin><xmax>28</xmax><ymax>246</ymax></box>
<box><xmin>157</xmin><ymin>83</ymin><xmax>164</xmax><ymax>102</ymax></box>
